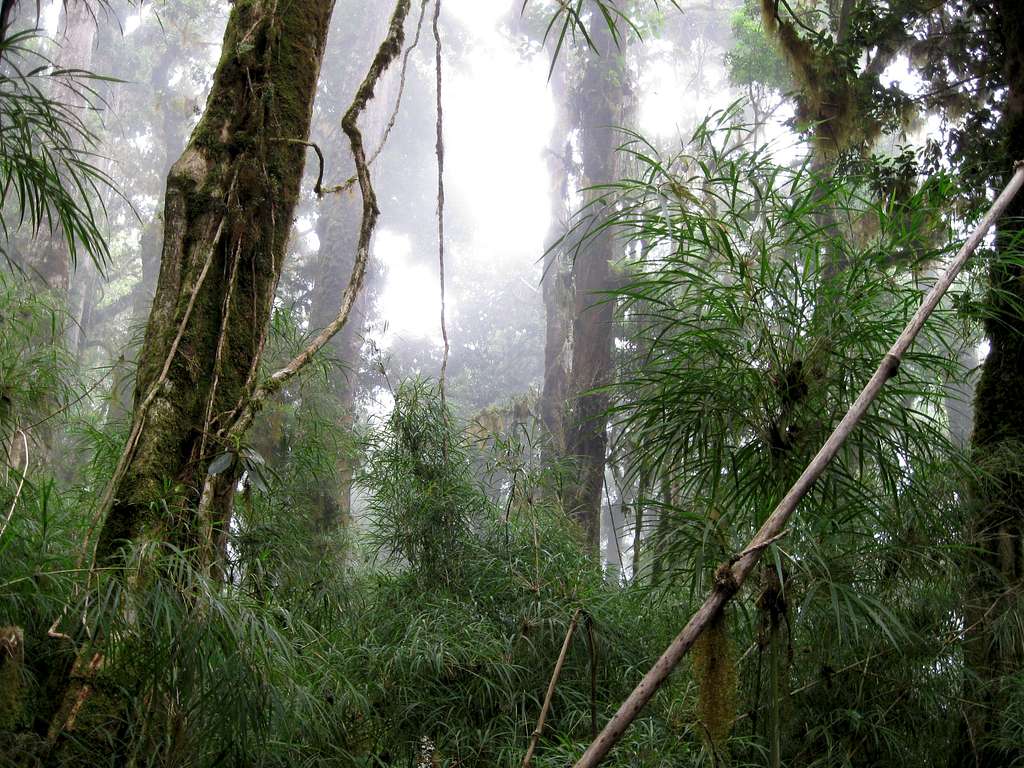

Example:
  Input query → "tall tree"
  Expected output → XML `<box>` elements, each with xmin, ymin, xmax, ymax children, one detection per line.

<box><xmin>562</xmin><ymin>16</ymin><xmax>633</xmax><ymax>552</ymax></box>
<box><xmin>22</xmin><ymin>0</ymin><xmax>99</xmax><ymax>296</ymax></box>
<box><xmin>301</xmin><ymin>2</ymin><xmax>401</xmax><ymax>534</ymax></box>
<box><xmin>93</xmin><ymin>0</ymin><xmax>338</xmax><ymax>564</ymax></box>
<box><xmin>962</xmin><ymin>2</ymin><xmax>1024</xmax><ymax>764</ymax></box>
<box><xmin>540</xmin><ymin>53</ymin><xmax>574</xmax><ymax>467</ymax></box>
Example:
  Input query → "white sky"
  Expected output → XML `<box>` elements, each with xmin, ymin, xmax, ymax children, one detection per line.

<box><xmin>374</xmin><ymin>0</ymin><xmax>723</xmax><ymax>350</ymax></box>
<box><xmin>375</xmin><ymin>0</ymin><xmax>555</xmax><ymax>347</ymax></box>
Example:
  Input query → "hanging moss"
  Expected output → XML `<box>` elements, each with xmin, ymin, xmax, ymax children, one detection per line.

<box><xmin>692</xmin><ymin>610</ymin><xmax>737</xmax><ymax>752</ymax></box>
<box><xmin>757</xmin><ymin>0</ymin><xmax>884</xmax><ymax>160</ymax></box>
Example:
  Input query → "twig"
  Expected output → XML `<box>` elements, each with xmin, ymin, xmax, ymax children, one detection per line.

<box><xmin>0</xmin><ymin>429</ymin><xmax>28</xmax><ymax>543</ymax></box>
<box><xmin>571</xmin><ymin>161</ymin><xmax>1024</xmax><ymax>767</ymax></box>
<box><xmin>22</xmin><ymin>365</ymin><xmax>111</xmax><ymax>434</ymax></box>
<box><xmin>733</xmin><ymin>531</ymin><xmax>788</xmax><ymax>561</ymax></box>
<box><xmin>772</xmin><ymin>0</ymin><xmax>821</xmax><ymax>40</ymax></box>
<box><xmin>272</xmin><ymin>138</ymin><xmax>325</xmax><ymax>195</ymax></box>
<box><xmin>522</xmin><ymin>608</ymin><xmax>582</xmax><ymax>768</ymax></box>
<box><xmin>603</xmin><ymin>478</ymin><xmax>624</xmax><ymax>575</ymax></box>
<box><xmin>586</xmin><ymin>613</ymin><xmax>598</xmax><ymax>738</ymax></box>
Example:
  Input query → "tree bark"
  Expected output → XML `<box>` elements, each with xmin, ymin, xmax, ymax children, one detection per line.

<box><xmin>961</xmin><ymin>3</ymin><xmax>1024</xmax><ymax>764</ymax></box>
<box><xmin>22</xmin><ymin>0</ymin><xmax>98</xmax><ymax>296</ymax></box>
<box><xmin>94</xmin><ymin>0</ymin><xmax>336</xmax><ymax>564</ymax></box>
<box><xmin>307</xmin><ymin>194</ymin><xmax>365</xmax><ymax>532</ymax></box>
<box><xmin>540</xmin><ymin>56</ymin><xmax>574</xmax><ymax>465</ymax></box>
<box><xmin>563</xmin><ymin>17</ymin><xmax>631</xmax><ymax>553</ymax></box>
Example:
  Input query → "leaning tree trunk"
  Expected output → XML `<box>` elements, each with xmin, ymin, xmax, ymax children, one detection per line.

<box><xmin>961</xmin><ymin>3</ymin><xmax>1024</xmax><ymax>764</ymax></box>
<box><xmin>563</xmin><ymin>17</ymin><xmax>630</xmax><ymax>553</ymax></box>
<box><xmin>94</xmin><ymin>0</ymin><xmax>336</xmax><ymax>564</ymax></box>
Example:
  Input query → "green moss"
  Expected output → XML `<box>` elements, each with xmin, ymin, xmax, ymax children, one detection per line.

<box><xmin>692</xmin><ymin>612</ymin><xmax>737</xmax><ymax>750</ymax></box>
<box><xmin>96</xmin><ymin>0</ymin><xmax>336</xmax><ymax>564</ymax></box>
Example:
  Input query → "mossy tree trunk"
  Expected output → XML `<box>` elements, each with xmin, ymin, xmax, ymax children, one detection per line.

<box><xmin>962</xmin><ymin>2</ymin><xmax>1024</xmax><ymax>764</ymax></box>
<box><xmin>94</xmin><ymin>0</ymin><xmax>336</xmax><ymax>564</ymax></box>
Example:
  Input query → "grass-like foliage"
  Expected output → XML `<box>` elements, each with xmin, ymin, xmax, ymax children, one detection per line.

<box><xmin>0</xmin><ymin>378</ymin><xmax>704</xmax><ymax>767</ymax></box>
<box><xmin>570</xmin><ymin>108</ymin><xmax>987</xmax><ymax>765</ymax></box>
<box><xmin>0</xmin><ymin>28</ymin><xmax>114</xmax><ymax>273</ymax></box>
<box><xmin>0</xmin><ymin>272</ymin><xmax>76</xmax><ymax>439</ymax></box>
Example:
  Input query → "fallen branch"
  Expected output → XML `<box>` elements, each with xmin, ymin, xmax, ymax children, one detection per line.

<box><xmin>522</xmin><ymin>608</ymin><xmax>582</xmax><ymax>768</ymax></box>
<box><xmin>572</xmin><ymin>160</ymin><xmax>1024</xmax><ymax>768</ymax></box>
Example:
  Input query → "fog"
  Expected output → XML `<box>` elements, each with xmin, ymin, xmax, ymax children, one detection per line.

<box><xmin>38</xmin><ymin>0</ymin><xmax>767</xmax><ymax>424</ymax></box>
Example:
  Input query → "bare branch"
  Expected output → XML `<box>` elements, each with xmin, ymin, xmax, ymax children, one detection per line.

<box><xmin>522</xmin><ymin>609</ymin><xmax>581</xmax><ymax>768</ymax></box>
<box><xmin>322</xmin><ymin>0</ymin><xmax>430</xmax><ymax>197</ymax></box>
<box><xmin>0</xmin><ymin>429</ymin><xmax>28</xmax><ymax>543</ymax></box>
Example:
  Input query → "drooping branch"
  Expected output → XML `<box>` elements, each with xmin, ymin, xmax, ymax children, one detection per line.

<box><xmin>226</xmin><ymin>0</ymin><xmax>412</xmax><ymax>439</ymax></box>
<box><xmin>571</xmin><ymin>161</ymin><xmax>1024</xmax><ymax>768</ymax></box>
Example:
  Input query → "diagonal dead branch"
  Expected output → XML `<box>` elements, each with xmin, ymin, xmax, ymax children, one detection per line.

<box><xmin>572</xmin><ymin>161</ymin><xmax>1024</xmax><ymax>768</ymax></box>
<box><xmin>522</xmin><ymin>608</ymin><xmax>582</xmax><ymax>768</ymax></box>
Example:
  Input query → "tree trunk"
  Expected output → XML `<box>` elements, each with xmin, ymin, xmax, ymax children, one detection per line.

<box><xmin>23</xmin><ymin>0</ymin><xmax>98</xmax><ymax>296</ymax></box>
<box><xmin>307</xmin><ymin>194</ymin><xmax>365</xmax><ymax>532</ymax></box>
<box><xmin>299</xmin><ymin>6</ymin><xmax>397</xmax><ymax>536</ymax></box>
<box><xmin>962</xmin><ymin>2</ymin><xmax>1024</xmax><ymax>763</ymax></box>
<box><xmin>563</xmin><ymin>17</ymin><xmax>630</xmax><ymax>552</ymax></box>
<box><xmin>94</xmin><ymin>0</ymin><xmax>336</xmax><ymax>564</ymax></box>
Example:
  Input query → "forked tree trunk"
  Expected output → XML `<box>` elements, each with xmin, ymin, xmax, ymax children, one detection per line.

<box><xmin>94</xmin><ymin>0</ymin><xmax>336</xmax><ymax>564</ymax></box>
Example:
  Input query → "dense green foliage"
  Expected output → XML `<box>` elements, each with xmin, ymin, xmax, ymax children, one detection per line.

<box><xmin>2</xmin><ymin>1</ymin><xmax>1024</xmax><ymax>767</ymax></box>
<box><xmin>0</xmin><ymin>372</ymin><xmax>693</xmax><ymax>767</ymax></box>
